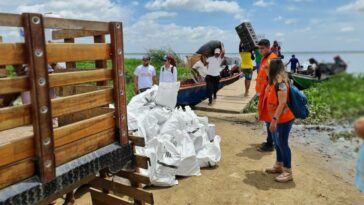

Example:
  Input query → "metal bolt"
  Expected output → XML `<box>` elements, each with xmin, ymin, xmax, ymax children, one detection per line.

<box><xmin>122</xmin><ymin>133</ymin><xmax>126</xmax><ymax>137</ymax></box>
<box><xmin>117</xmin><ymin>49</ymin><xmax>122</xmax><ymax>55</ymax></box>
<box><xmin>119</xmin><ymin>73</ymin><xmax>124</xmax><ymax>77</ymax></box>
<box><xmin>44</xmin><ymin>160</ymin><xmax>52</xmax><ymax>168</ymax></box>
<box><xmin>120</xmin><ymin>91</ymin><xmax>124</xmax><ymax>96</ymax></box>
<box><xmin>31</xmin><ymin>16</ymin><xmax>40</xmax><ymax>24</ymax></box>
<box><xmin>34</xmin><ymin>49</ymin><xmax>43</xmax><ymax>57</ymax></box>
<box><xmin>116</xmin><ymin>23</ymin><xmax>120</xmax><ymax>29</ymax></box>
<box><xmin>43</xmin><ymin>137</ymin><xmax>51</xmax><ymax>146</ymax></box>
<box><xmin>40</xmin><ymin>106</ymin><xmax>48</xmax><ymax>114</ymax></box>
<box><xmin>38</xmin><ymin>78</ymin><xmax>46</xmax><ymax>86</ymax></box>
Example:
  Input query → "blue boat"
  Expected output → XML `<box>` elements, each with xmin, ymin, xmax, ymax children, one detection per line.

<box><xmin>177</xmin><ymin>72</ymin><xmax>241</xmax><ymax>106</ymax></box>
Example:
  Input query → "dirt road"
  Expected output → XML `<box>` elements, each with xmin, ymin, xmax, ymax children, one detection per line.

<box><xmin>57</xmin><ymin>119</ymin><xmax>363</xmax><ymax>205</ymax></box>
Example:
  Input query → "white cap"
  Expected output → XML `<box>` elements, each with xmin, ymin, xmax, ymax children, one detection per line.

<box><xmin>214</xmin><ymin>48</ymin><xmax>221</xmax><ymax>54</ymax></box>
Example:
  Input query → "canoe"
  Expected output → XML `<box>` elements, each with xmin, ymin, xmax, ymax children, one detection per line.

<box><xmin>177</xmin><ymin>72</ymin><xmax>241</xmax><ymax>106</ymax></box>
<box><xmin>289</xmin><ymin>73</ymin><xmax>328</xmax><ymax>90</ymax></box>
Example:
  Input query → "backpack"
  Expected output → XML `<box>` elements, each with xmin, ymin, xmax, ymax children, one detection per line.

<box><xmin>277</xmin><ymin>83</ymin><xmax>309</xmax><ymax>119</ymax></box>
<box><xmin>162</xmin><ymin>66</ymin><xmax>175</xmax><ymax>74</ymax></box>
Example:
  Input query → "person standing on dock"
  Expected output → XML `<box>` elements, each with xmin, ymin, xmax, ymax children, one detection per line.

<box><xmin>286</xmin><ymin>55</ymin><xmax>300</xmax><ymax>73</ymax></box>
<box><xmin>206</xmin><ymin>44</ymin><xmax>225</xmax><ymax>106</ymax></box>
<box><xmin>239</xmin><ymin>41</ymin><xmax>255</xmax><ymax>97</ymax></box>
<box><xmin>134</xmin><ymin>55</ymin><xmax>157</xmax><ymax>94</ymax></box>
<box><xmin>159</xmin><ymin>55</ymin><xmax>178</xmax><ymax>83</ymax></box>
<box><xmin>256</xmin><ymin>39</ymin><xmax>277</xmax><ymax>152</ymax></box>
<box><xmin>354</xmin><ymin>117</ymin><xmax>364</xmax><ymax>192</ymax></box>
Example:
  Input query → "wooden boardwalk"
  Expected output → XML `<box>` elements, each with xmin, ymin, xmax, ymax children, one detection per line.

<box><xmin>194</xmin><ymin>72</ymin><xmax>257</xmax><ymax>114</ymax></box>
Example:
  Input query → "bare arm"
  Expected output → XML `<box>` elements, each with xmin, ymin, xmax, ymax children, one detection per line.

<box><xmin>153</xmin><ymin>76</ymin><xmax>157</xmax><ymax>85</ymax></box>
<box><xmin>220</xmin><ymin>43</ymin><xmax>225</xmax><ymax>59</ymax></box>
<box><xmin>133</xmin><ymin>75</ymin><xmax>138</xmax><ymax>93</ymax></box>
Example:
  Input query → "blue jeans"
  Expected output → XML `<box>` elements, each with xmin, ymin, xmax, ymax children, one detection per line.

<box><xmin>269</xmin><ymin>120</ymin><xmax>294</xmax><ymax>168</ymax></box>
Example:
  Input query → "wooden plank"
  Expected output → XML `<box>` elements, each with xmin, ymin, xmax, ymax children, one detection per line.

<box><xmin>0</xmin><ymin>13</ymin><xmax>109</xmax><ymax>31</ymax></box>
<box><xmin>0</xmin><ymin>104</ymin><xmax>30</xmax><ymax>131</ymax></box>
<box><xmin>109</xmin><ymin>22</ymin><xmax>128</xmax><ymax>145</ymax></box>
<box><xmin>0</xmin><ymin>158</ymin><xmax>35</xmax><ymax>189</ymax></box>
<box><xmin>91</xmin><ymin>178</ymin><xmax>154</xmax><ymax>204</ymax></box>
<box><xmin>134</xmin><ymin>155</ymin><xmax>150</xmax><ymax>170</ymax></box>
<box><xmin>49</xmin><ymin>69</ymin><xmax>112</xmax><ymax>88</ymax></box>
<box><xmin>55</xmin><ymin>128</ymin><xmax>115</xmax><ymax>166</ymax></box>
<box><xmin>0</xmin><ymin>36</ymin><xmax>5</xmax><ymax>76</ymax></box>
<box><xmin>94</xmin><ymin>35</ymin><xmax>108</xmax><ymax>86</ymax></box>
<box><xmin>0</xmin><ymin>43</ymin><xmax>111</xmax><ymax>65</ymax></box>
<box><xmin>53</xmin><ymin>29</ymin><xmax>108</xmax><ymax>40</ymax></box>
<box><xmin>116</xmin><ymin>170</ymin><xmax>151</xmax><ymax>185</ymax></box>
<box><xmin>90</xmin><ymin>188</ymin><xmax>134</xmax><ymax>205</ymax></box>
<box><xmin>54</xmin><ymin>112</ymin><xmax>115</xmax><ymax>147</ymax></box>
<box><xmin>128</xmin><ymin>135</ymin><xmax>145</xmax><ymax>147</ymax></box>
<box><xmin>64</xmin><ymin>38</ymin><xmax>76</xmax><ymax>69</ymax></box>
<box><xmin>0</xmin><ymin>76</ymin><xmax>28</xmax><ymax>95</ymax></box>
<box><xmin>0</xmin><ymin>127</ymin><xmax>33</xmax><ymax>167</ymax></box>
<box><xmin>23</xmin><ymin>13</ymin><xmax>55</xmax><ymax>183</ymax></box>
<box><xmin>52</xmin><ymin>88</ymin><xmax>113</xmax><ymax>117</ymax></box>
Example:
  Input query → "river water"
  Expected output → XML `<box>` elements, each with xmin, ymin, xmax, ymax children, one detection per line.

<box><xmin>125</xmin><ymin>52</ymin><xmax>363</xmax><ymax>74</ymax></box>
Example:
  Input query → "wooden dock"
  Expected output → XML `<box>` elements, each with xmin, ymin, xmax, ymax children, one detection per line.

<box><xmin>194</xmin><ymin>72</ymin><xmax>257</xmax><ymax>114</ymax></box>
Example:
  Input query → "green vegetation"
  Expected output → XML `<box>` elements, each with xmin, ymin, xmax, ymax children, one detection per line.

<box><xmin>303</xmin><ymin>73</ymin><xmax>364</xmax><ymax>123</ymax></box>
<box><xmin>242</xmin><ymin>95</ymin><xmax>258</xmax><ymax>114</ymax></box>
<box><xmin>329</xmin><ymin>131</ymin><xmax>357</xmax><ymax>142</ymax></box>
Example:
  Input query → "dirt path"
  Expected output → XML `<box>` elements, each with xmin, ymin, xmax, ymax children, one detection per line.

<box><xmin>147</xmin><ymin>119</ymin><xmax>363</xmax><ymax>205</ymax></box>
<box><xmin>56</xmin><ymin>119</ymin><xmax>363</xmax><ymax>205</ymax></box>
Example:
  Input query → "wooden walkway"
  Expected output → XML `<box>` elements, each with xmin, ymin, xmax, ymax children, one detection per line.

<box><xmin>194</xmin><ymin>72</ymin><xmax>257</xmax><ymax>114</ymax></box>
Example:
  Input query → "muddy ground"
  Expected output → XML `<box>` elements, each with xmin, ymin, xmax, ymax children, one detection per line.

<box><xmin>56</xmin><ymin>119</ymin><xmax>363</xmax><ymax>205</ymax></box>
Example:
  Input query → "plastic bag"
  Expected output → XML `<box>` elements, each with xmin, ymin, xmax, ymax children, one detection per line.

<box><xmin>175</xmin><ymin>130</ymin><xmax>201</xmax><ymax>176</ymax></box>
<box><xmin>155</xmin><ymin>82</ymin><xmax>180</xmax><ymax>109</ymax></box>
<box><xmin>197</xmin><ymin>135</ymin><xmax>222</xmax><ymax>167</ymax></box>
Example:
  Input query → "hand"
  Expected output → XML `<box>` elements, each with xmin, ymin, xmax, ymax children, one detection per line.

<box><xmin>269</xmin><ymin>121</ymin><xmax>277</xmax><ymax>132</ymax></box>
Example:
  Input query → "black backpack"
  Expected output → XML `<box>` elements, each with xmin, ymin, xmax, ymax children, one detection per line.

<box><xmin>162</xmin><ymin>66</ymin><xmax>175</xmax><ymax>74</ymax></box>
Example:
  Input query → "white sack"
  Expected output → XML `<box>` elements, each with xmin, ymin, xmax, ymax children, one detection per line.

<box><xmin>197</xmin><ymin>135</ymin><xmax>221</xmax><ymax>167</ymax></box>
<box><xmin>155</xmin><ymin>82</ymin><xmax>180</xmax><ymax>109</ymax></box>
<box><xmin>175</xmin><ymin>130</ymin><xmax>201</xmax><ymax>176</ymax></box>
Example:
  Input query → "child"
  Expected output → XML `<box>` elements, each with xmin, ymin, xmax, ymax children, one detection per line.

<box><xmin>354</xmin><ymin>117</ymin><xmax>364</xmax><ymax>192</ymax></box>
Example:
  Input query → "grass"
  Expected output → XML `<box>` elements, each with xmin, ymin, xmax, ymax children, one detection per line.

<box><xmin>5</xmin><ymin>58</ymin><xmax>191</xmax><ymax>103</ymax></box>
<box><xmin>329</xmin><ymin>131</ymin><xmax>357</xmax><ymax>142</ymax></box>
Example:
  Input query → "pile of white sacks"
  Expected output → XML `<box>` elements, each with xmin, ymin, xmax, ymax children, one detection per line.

<box><xmin>127</xmin><ymin>83</ymin><xmax>221</xmax><ymax>187</ymax></box>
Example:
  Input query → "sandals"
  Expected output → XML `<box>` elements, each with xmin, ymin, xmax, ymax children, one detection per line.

<box><xmin>275</xmin><ymin>168</ymin><xmax>293</xmax><ymax>183</ymax></box>
<box><xmin>264</xmin><ymin>162</ymin><xmax>283</xmax><ymax>174</ymax></box>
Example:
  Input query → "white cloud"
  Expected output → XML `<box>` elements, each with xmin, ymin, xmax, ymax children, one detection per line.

<box><xmin>132</xmin><ymin>1</ymin><xmax>139</xmax><ymax>6</ymax></box>
<box><xmin>145</xmin><ymin>0</ymin><xmax>245</xmax><ymax>20</ymax></box>
<box><xmin>286</xmin><ymin>5</ymin><xmax>298</xmax><ymax>11</ymax></box>
<box><xmin>275</xmin><ymin>32</ymin><xmax>285</xmax><ymax>37</ymax></box>
<box><xmin>16</xmin><ymin>0</ymin><xmax>132</xmax><ymax>22</ymax></box>
<box><xmin>340</xmin><ymin>26</ymin><xmax>355</xmax><ymax>32</ymax></box>
<box><xmin>274</xmin><ymin>16</ymin><xmax>298</xmax><ymax>25</ymax></box>
<box><xmin>337</xmin><ymin>0</ymin><xmax>364</xmax><ymax>12</ymax></box>
<box><xmin>253</xmin><ymin>0</ymin><xmax>274</xmax><ymax>7</ymax></box>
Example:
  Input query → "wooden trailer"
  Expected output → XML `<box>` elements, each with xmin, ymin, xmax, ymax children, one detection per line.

<box><xmin>0</xmin><ymin>12</ymin><xmax>153</xmax><ymax>205</ymax></box>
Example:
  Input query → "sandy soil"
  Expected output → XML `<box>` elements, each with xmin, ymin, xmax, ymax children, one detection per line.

<box><xmin>56</xmin><ymin>119</ymin><xmax>363</xmax><ymax>205</ymax></box>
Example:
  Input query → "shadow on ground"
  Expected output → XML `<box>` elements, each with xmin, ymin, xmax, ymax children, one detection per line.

<box><xmin>243</xmin><ymin>170</ymin><xmax>296</xmax><ymax>191</ymax></box>
<box><xmin>235</xmin><ymin>144</ymin><xmax>272</xmax><ymax>160</ymax></box>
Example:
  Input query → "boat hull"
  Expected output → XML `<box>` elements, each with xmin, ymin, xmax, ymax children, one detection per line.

<box><xmin>177</xmin><ymin>73</ymin><xmax>241</xmax><ymax>106</ymax></box>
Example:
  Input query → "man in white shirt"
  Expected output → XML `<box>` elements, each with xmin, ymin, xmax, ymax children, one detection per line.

<box><xmin>133</xmin><ymin>55</ymin><xmax>157</xmax><ymax>94</ymax></box>
<box><xmin>192</xmin><ymin>55</ymin><xmax>208</xmax><ymax>79</ymax></box>
<box><xmin>206</xmin><ymin>44</ymin><xmax>225</xmax><ymax>105</ymax></box>
<box><xmin>159</xmin><ymin>55</ymin><xmax>177</xmax><ymax>83</ymax></box>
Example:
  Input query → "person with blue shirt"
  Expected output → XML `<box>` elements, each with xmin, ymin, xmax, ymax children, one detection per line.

<box><xmin>285</xmin><ymin>55</ymin><xmax>300</xmax><ymax>73</ymax></box>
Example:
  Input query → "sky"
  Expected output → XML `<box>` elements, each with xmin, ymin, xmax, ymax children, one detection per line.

<box><xmin>0</xmin><ymin>0</ymin><xmax>363</xmax><ymax>53</ymax></box>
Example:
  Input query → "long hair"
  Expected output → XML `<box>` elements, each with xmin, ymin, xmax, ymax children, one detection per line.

<box><xmin>268</xmin><ymin>58</ymin><xmax>288</xmax><ymax>85</ymax></box>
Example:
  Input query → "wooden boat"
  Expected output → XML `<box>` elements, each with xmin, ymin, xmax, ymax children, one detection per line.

<box><xmin>178</xmin><ymin>72</ymin><xmax>241</xmax><ymax>106</ymax></box>
<box><xmin>289</xmin><ymin>72</ymin><xmax>328</xmax><ymax>89</ymax></box>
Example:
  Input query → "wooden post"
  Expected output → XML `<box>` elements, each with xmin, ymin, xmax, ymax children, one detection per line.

<box><xmin>94</xmin><ymin>35</ymin><xmax>108</xmax><ymax>86</ymax></box>
<box><xmin>0</xmin><ymin>36</ymin><xmax>6</xmax><ymax>77</ymax></box>
<box><xmin>109</xmin><ymin>22</ymin><xmax>128</xmax><ymax>145</ymax></box>
<box><xmin>64</xmin><ymin>38</ymin><xmax>76</xmax><ymax>69</ymax></box>
<box><xmin>22</xmin><ymin>13</ymin><xmax>56</xmax><ymax>183</ymax></box>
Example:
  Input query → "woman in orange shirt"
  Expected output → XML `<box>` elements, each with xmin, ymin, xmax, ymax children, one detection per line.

<box><xmin>259</xmin><ymin>58</ymin><xmax>295</xmax><ymax>182</ymax></box>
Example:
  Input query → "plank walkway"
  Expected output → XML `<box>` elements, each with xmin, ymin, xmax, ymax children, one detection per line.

<box><xmin>194</xmin><ymin>72</ymin><xmax>257</xmax><ymax>114</ymax></box>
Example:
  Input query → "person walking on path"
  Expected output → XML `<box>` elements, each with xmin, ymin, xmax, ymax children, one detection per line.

<box><xmin>239</xmin><ymin>41</ymin><xmax>255</xmax><ymax>97</ymax></box>
<box><xmin>206</xmin><ymin>44</ymin><xmax>225</xmax><ymax>106</ymax></box>
<box><xmin>253</xmin><ymin>48</ymin><xmax>262</xmax><ymax>72</ymax></box>
<box><xmin>259</xmin><ymin>58</ymin><xmax>295</xmax><ymax>182</ymax></box>
<box><xmin>286</xmin><ymin>55</ymin><xmax>300</xmax><ymax>73</ymax></box>
<box><xmin>159</xmin><ymin>55</ymin><xmax>178</xmax><ymax>83</ymax></box>
<box><xmin>256</xmin><ymin>39</ymin><xmax>278</xmax><ymax>152</ymax></box>
<box><xmin>133</xmin><ymin>55</ymin><xmax>157</xmax><ymax>94</ymax></box>
<box><xmin>354</xmin><ymin>117</ymin><xmax>364</xmax><ymax>192</ymax></box>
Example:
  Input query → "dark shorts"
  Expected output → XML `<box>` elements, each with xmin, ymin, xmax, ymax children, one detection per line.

<box><xmin>242</xmin><ymin>69</ymin><xmax>253</xmax><ymax>80</ymax></box>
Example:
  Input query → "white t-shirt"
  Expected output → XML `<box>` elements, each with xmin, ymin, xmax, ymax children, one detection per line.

<box><xmin>207</xmin><ymin>56</ymin><xmax>223</xmax><ymax>76</ymax></box>
<box><xmin>159</xmin><ymin>65</ymin><xmax>177</xmax><ymax>83</ymax></box>
<box><xmin>134</xmin><ymin>64</ymin><xmax>156</xmax><ymax>90</ymax></box>
<box><xmin>192</xmin><ymin>60</ymin><xmax>208</xmax><ymax>78</ymax></box>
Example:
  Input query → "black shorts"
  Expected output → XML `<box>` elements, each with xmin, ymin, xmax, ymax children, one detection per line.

<box><xmin>242</xmin><ymin>69</ymin><xmax>253</xmax><ymax>80</ymax></box>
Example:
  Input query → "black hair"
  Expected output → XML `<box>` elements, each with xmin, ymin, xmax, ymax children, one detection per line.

<box><xmin>292</xmin><ymin>55</ymin><xmax>295</xmax><ymax>57</ymax></box>
<box><xmin>258</xmin><ymin>39</ymin><xmax>270</xmax><ymax>48</ymax></box>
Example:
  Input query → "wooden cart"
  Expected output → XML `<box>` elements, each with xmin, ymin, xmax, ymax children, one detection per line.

<box><xmin>0</xmin><ymin>12</ymin><xmax>153</xmax><ymax>205</ymax></box>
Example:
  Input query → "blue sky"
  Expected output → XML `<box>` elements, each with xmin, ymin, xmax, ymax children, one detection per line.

<box><xmin>0</xmin><ymin>0</ymin><xmax>363</xmax><ymax>53</ymax></box>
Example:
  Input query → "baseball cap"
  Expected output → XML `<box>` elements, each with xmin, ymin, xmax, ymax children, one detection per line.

<box><xmin>142</xmin><ymin>55</ymin><xmax>151</xmax><ymax>60</ymax></box>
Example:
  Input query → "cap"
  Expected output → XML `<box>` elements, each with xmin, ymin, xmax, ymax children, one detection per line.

<box><xmin>142</xmin><ymin>55</ymin><xmax>151</xmax><ymax>60</ymax></box>
<box><xmin>214</xmin><ymin>48</ymin><xmax>221</xmax><ymax>54</ymax></box>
